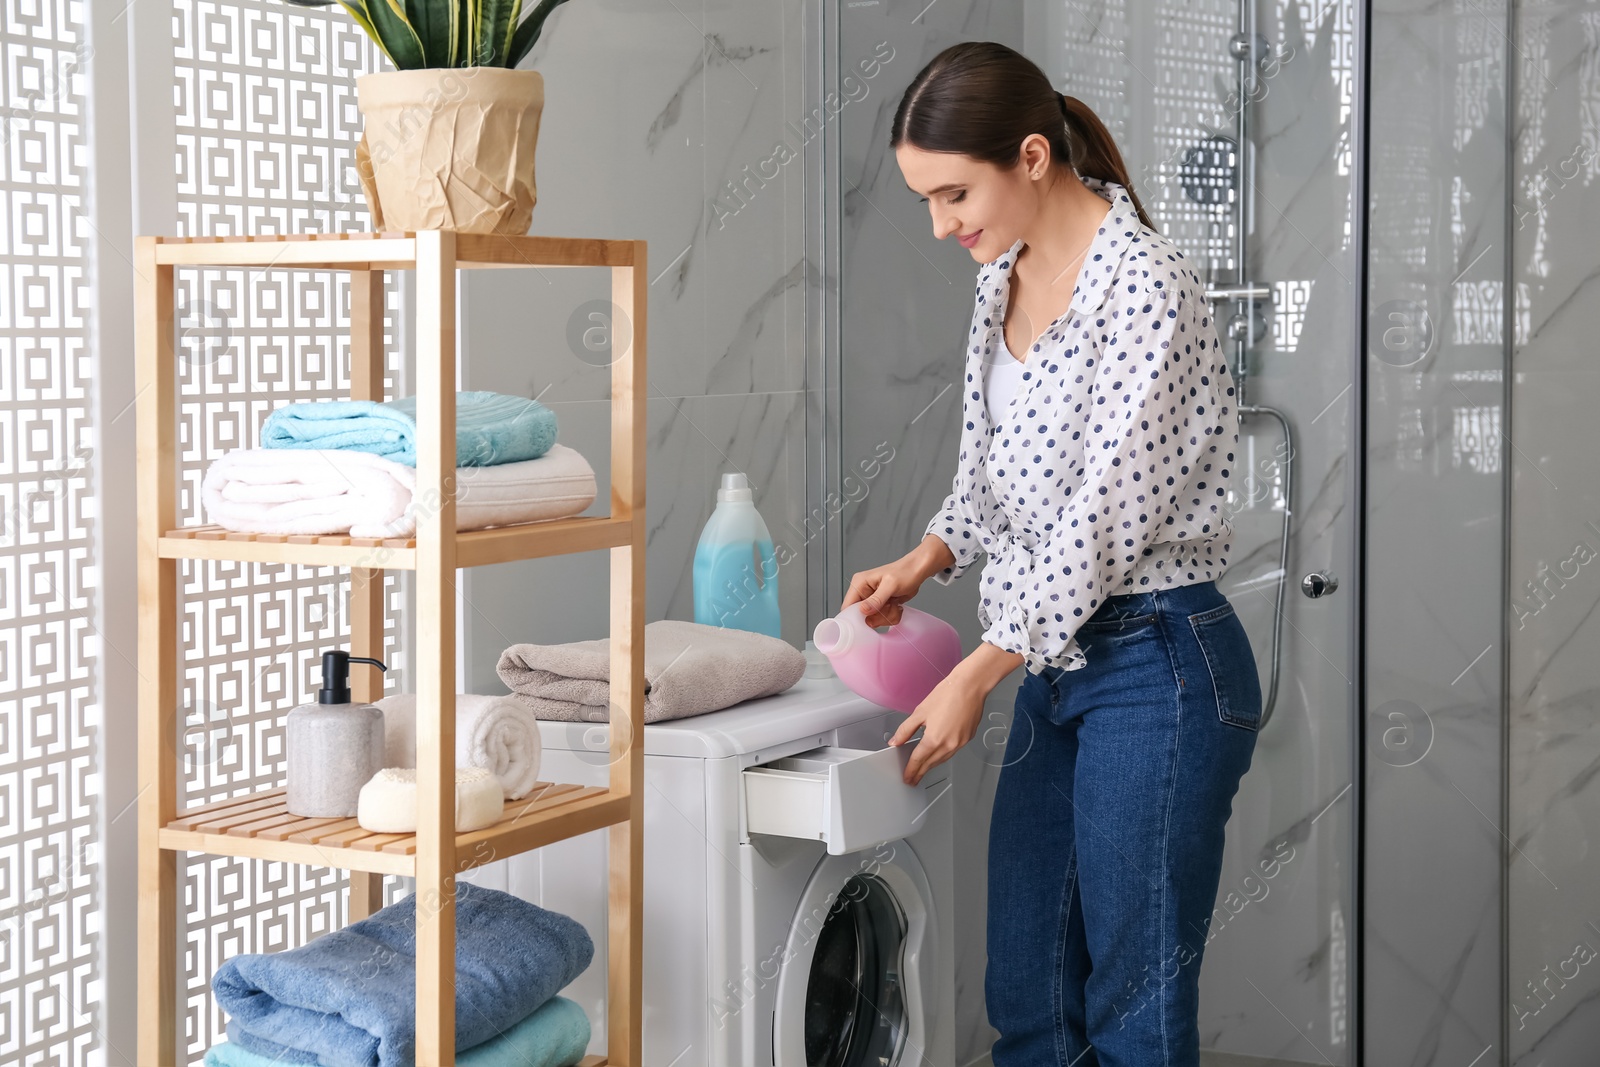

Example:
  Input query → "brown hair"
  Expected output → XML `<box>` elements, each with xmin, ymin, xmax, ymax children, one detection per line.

<box><xmin>890</xmin><ymin>41</ymin><xmax>1157</xmax><ymax>233</ymax></box>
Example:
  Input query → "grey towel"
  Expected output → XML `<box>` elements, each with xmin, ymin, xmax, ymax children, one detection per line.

<box><xmin>496</xmin><ymin>620</ymin><xmax>806</xmax><ymax>724</ymax></box>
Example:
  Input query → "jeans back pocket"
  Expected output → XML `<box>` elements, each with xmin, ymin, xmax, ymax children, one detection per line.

<box><xmin>1188</xmin><ymin>602</ymin><xmax>1263</xmax><ymax>731</ymax></box>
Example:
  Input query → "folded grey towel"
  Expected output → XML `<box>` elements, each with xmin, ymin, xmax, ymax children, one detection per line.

<box><xmin>496</xmin><ymin>620</ymin><xmax>806</xmax><ymax>724</ymax></box>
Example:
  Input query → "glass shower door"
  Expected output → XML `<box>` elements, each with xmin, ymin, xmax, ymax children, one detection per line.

<box><xmin>820</xmin><ymin>1</ymin><xmax>1362</xmax><ymax>1062</ymax></box>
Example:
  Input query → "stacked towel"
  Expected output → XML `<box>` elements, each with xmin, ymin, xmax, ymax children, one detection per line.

<box><xmin>203</xmin><ymin>995</ymin><xmax>591</xmax><ymax>1067</ymax></box>
<box><xmin>212</xmin><ymin>883</ymin><xmax>592</xmax><ymax>1067</ymax></box>
<box><xmin>497</xmin><ymin>619</ymin><xmax>807</xmax><ymax>724</ymax></box>
<box><xmin>201</xmin><ymin>442</ymin><xmax>597</xmax><ymax>538</ymax></box>
<box><xmin>376</xmin><ymin>692</ymin><xmax>542</xmax><ymax>800</ymax></box>
<box><xmin>200</xmin><ymin>448</ymin><xmax>415</xmax><ymax>538</ymax></box>
<box><xmin>261</xmin><ymin>389</ymin><xmax>558</xmax><ymax>468</ymax></box>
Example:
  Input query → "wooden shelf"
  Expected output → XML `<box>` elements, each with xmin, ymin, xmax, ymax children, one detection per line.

<box><xmin>137</xmin><ymin>231</ymin><xmax>648</xmax><ymax>1065</ymax></box>
<box><xmin>149</xmin><ymin>231</ymin><xmax>638</xmax><ymax>271</ymax></box>
<box><xmin>158</xmin><ymin>782</ymin><xmax>628</xmax><ymax>876</ymax></box>
<box><xmin>159</xmin><ymin>514</ymin><xmax>635</xmax><ymax>569</ymax></box>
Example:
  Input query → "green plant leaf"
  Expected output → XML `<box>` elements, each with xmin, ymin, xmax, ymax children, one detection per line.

<box><xmin>277</xmin><ymin>0</ymin><xmax>566</xmax><ymax>69</ymax></box>
<box><xmin>462</xmin><ymin>0</ymin><xmax>480</xmax><ymax>68</ymax></box>
<box><xmin>367</xmin><ymin>0</ymin><xmax>426</xmax><ymax>68</ymax></box>
<box><xmin>507</xmin><ymin>0</ymin><xmax>571</xmax><ymax>69</ymax></box>
<box><xmin>403</xmin><ymin>0</ymin><xmax>452</xmax><ymax>66</ymax></box>
<box><xmin>482</xmin><ymin>0</ymin><xmax>521</xmax><ymax>67</ymax></box>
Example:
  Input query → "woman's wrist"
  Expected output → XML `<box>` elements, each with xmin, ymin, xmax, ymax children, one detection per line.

<box><xmin>907</xmin><ymin>533</ymin><xmax>955</xmax><ymax>582</ymax></box>
<box><xmin>952</xmin><ymin>640</ymin><xmax>1026</xmax><ymax>696</ymax></box>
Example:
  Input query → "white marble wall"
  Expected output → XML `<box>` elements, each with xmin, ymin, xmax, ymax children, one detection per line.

<box><xmin>1364</xmin><ymin>0</ymin><xmax>1512</xmax><ymax>1062</ymax></box>
<box><xmin>1505</xmin><ymin>2</ymin><xmax>1600</xmax><ymax>1063</ymax></box>
<box><xmin>459</xmin><ymin>0</ymin><xmax>814</xmax><ymax>684</ymax></box>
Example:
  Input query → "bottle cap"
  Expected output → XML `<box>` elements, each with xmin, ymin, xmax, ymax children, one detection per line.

<box><xmin>318</xmin><ymin>650</ymin><xmax>388</xmax><ymax>705</ymax></box>
<box><xmin>717</xmin><ymin>472</ymin><xmax>753</xmax><ymax>503</ymax></box>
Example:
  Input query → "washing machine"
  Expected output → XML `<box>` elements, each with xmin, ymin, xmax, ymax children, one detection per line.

<box><xmin>498</xmin><ymin>671</ymin><xmax>957</xmax><ymax>1066</ymax></box>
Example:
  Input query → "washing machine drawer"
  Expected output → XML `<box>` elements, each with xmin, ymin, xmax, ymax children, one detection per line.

<box><xmin>743</xmin><ymin>743</ymin><xmax>946</xmax><ymax>856</ymax></box>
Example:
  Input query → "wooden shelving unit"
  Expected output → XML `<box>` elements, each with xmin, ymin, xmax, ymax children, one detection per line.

<box><xmin>135</xmin><ymin>231</ymin><xmax>646</xmax><ymax>1066</ymax></box>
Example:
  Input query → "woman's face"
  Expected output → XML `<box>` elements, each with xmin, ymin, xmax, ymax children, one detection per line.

<box><xmin>896</xmin><ymin>142</ymin><xmax>1037</xmax><ymax>261</ymax></box>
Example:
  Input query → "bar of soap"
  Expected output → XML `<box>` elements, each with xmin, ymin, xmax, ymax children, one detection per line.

<box><xmin>356</xmin><ymin>766</ymin><xmax>505</xmax><ymax>833</ymax></box>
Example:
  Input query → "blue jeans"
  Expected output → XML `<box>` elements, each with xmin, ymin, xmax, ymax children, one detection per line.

<box><xmin>985</xmin><ymin>580</ymin><xmax>1262</xmax><ymax>1067</ymax></box>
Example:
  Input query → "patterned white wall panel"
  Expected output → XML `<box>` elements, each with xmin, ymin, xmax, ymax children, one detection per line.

<box><xmin>170</xmin><ymin>1</ymin><xmax>404</xmax><ymax>1060</ymax></box>
<box><xmin>0</xmin><ymin>0</ymin><xmax>99</xmax><ymax>1062</ymax></box>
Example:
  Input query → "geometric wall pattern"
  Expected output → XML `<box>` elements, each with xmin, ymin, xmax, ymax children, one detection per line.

<box><xmin>0</xmin><ymin>0</ymin><xmax>101</xmax><ymax>1061</ymax></box>
<box><xmin>171</xmin><ymin>2</ymin><xmax>402</xmax><ymax>1060</ymax></box>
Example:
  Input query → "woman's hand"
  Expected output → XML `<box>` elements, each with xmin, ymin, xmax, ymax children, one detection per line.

<box><xmin>840</xmin><ymin>535</ymin><xmax>951</xmax><ymax>627</ymax></box>
<box><xmin>888</xmin><ymin>641</ymin><xmax>1029</xmax><ymax>786</ymax></box>
<box><xmin>888</xmin><ymin>668</ymin><xmax>986</xmax><ymax>786</ymax></box>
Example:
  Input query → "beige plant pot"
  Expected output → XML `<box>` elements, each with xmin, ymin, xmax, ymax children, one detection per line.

<box><xmin>354</xmin><ymin>68</ymin><xmax>544</xmax><ymax>235</ymax></box>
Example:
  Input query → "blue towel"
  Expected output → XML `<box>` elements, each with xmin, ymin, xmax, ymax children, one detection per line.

<box><xmin>212</xmin><ymin>883</ymin><xmax>593</xmax><ymax>1067</ymax></box>
<box><xmin>260</xmin><ymin>390</ymin><xmax>558</xmax><ymax>468</ymax></box>
<box><xmin>203</xmin><ymin>993</ymin><xmax>591</xmax><ymax>1067</ymax></box>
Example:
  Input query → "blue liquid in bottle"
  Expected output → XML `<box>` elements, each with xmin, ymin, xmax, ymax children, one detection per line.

<box><xmin>692</xmin><ymin>472</ymin><xmax>781</xmax><ymax>637</ymax></box>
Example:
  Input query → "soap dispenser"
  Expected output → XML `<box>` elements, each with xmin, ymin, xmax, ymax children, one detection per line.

<box><xmin>285</xmin><ymin>650</ymin><xmax>388</xmax><ymax>818</ymax></box>
<box><xmin>692</xmin><ymin>471</ymin><xmax>781</xmax><ymax>637</ymax></box>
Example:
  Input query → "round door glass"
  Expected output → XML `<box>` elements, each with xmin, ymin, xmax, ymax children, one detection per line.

<box><xmin>802</xmin><ymin>873</ymin><xmax>909</xmax><ymax>1066</ymax></box>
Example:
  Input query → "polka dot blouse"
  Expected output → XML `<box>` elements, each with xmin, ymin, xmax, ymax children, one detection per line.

<box><xmin>922</xmin><ymin>175</ymin><xmax>1239</xmax><ymax>677</ymax></box>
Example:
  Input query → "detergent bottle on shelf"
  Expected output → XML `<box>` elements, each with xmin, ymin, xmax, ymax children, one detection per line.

<box><xmin>693</xmin><ymin>472</ymin><xmax>781</xmax><ymax>638</ymax></box>
<box><xmin>811</xmin><ymin>603</ymin><xmax>963</xmax><ymax>715</ymax></box>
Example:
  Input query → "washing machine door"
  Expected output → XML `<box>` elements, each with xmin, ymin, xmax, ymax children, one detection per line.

<box><xmin>771</xmin><ymin>842</ymin><xmax>938</xmax><ymax>1066</ymax></box>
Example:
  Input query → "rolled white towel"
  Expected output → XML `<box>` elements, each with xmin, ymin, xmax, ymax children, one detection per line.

<box><xmin>376</xmin><ymin>693</ymin><xmax>541</xmax><ymax>800</ymax></box>
<box><xmin>356</xmin><ymin>766</ymin><xmax>505</xmax><ymax>833</ymax></box>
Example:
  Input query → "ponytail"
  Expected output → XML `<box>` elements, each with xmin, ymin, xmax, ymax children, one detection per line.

<box><xmin>1057</xmin><ymin>91</ymin><xmax>1155</xmax><ymax>232</ymax></box>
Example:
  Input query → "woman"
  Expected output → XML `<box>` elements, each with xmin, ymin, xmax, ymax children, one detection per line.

<box><xmin>841</xmin><ymin>42</ymin><xmax>1263</xmax><ymax>1067</ymax></box>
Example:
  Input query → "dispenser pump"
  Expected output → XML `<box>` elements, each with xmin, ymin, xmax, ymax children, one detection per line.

<box><xmin>318</xmin><ymin>650</ymin><xmax>387</xmax><ymax>705</ymax></box>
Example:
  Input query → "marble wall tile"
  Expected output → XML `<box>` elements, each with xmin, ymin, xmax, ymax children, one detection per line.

<box><xmin>459</xmin><ymin>0</ymin><xmax>815</xmax><ymax>683</ymax></box>
<box><xmin>1366</xmin><ymin>0</ymin><xmax>1510</xmax><ymax>1062</ymax></box>
<box><xmin>1507</xmin><ymin>3</ymin><xmax>1600</xmax><ymax>1062</ymax></box>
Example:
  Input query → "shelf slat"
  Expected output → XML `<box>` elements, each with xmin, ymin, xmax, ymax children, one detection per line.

<box><xmin>158</xmin><ymin>514</ymin><xmax>633</xmax><ymax>569</ymax></box>
<box><xmin>158</xmin><ymin>782</ymin><xmax>627</xmax><ymax>875</ymax></box>
<box><xmin>150</xmin><ymin>231</ymin><xmax>637</xmax><ymax>270</ymax></box>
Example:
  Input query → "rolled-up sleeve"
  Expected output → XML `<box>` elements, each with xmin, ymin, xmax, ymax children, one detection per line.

<box><xmin>922</xmin><ymin>475</ymin><xmax>987</xmax><ymax>585</ymax></box>
<box><xmin>979</xmin><ymin>279</ymin><xmax>1232</xmax><ymax>675</ymax></box>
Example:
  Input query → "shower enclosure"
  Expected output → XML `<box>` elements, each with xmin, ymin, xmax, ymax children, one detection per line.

<box><xmin>808</xmin><ymin>0</ymin><xmax>1573</xmax><ymax>1063</ymax></box>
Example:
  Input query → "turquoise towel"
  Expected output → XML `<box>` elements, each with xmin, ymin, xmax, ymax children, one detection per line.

<box><xmin>260</xmin><ymin>390</ymin><xmax>557</xmax><ymax>468</ymax></box>
<box><xmin>203</xmin><ymin>994</ymin><xmax>591</xmax><ymax>1067</ymax></box>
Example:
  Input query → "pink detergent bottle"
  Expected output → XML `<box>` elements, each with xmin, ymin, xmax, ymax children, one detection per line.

<box><xmin>811</xmin><ymin>603</ymin><xmax>964</xmax><ymax>715</ymax></box>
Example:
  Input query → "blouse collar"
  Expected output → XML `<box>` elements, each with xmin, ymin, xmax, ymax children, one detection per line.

<box><xmin>993</xmin><ymin>174</ymin><xmax>1141</xmax><ymax>321</ymax></box>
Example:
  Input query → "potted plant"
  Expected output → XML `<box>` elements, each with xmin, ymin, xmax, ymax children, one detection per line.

<box><xmin>283</xmin><ymin>0</ymin><xmax>572</xmax><ymax>234</ymax></box>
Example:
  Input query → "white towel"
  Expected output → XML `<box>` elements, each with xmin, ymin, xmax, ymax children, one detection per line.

<box><xmin>376</xmin><ymin>692</ymin><xmax>542</xmax><ymax>800</ymax></box>
<box><xmin>200</xmin><ymin>443</ymin><xmax>598</xmax><ymax>538</ymax></box>
<box><xmin>202</xmin><ymin>448</ymin><xmax>416</xmax><ymax>538</ymax></box>
<box><xmin>356</xmin><ymin>766</ymin><xmax>505</xmax><ymax>833</ymax></box>
<box><xmin>496</xmin><ymin>619</ymin><xmax>808</xmax><ymax>724</ymax></box>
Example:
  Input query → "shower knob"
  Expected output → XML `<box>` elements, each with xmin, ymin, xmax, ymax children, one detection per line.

<box><xmin>1301</xmin><ymin>572</ymin><xmax>1338</xmax><ymax>598</ymax></box>
<box><xmin>1229</xmin><ymin>31</ymin><xmax>1272</xmax><ymax>68</ymax></box>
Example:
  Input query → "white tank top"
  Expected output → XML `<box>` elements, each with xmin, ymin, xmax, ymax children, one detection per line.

<box><xmin>984</xmin><ymin>333</ymin><xmax>1029</xmax><ymax>425</ymax></box>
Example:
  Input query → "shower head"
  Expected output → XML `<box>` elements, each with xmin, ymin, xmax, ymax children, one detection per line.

<box><xmin>1179</xmin><ymin>136</ymin><xmax>1237</xmax><ymax>206</ymax></box>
